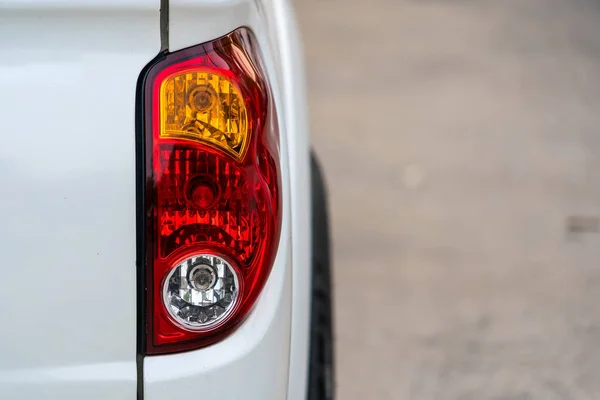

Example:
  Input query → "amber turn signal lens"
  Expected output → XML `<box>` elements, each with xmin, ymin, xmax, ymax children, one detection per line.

<box><xmin>160</xmin><ymin>70</ymin><xmax>249</xmax><ymax>159</ymax></box>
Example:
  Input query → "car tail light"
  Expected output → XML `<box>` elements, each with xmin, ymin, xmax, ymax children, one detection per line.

<box><xmin>140</xmin><ymin>28</ymin><xmax>281</xmax><ymax>354</ymax></box>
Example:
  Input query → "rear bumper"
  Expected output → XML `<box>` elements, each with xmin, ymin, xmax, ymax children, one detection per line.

<box><xmin>144</xmin><ymin>234</ymin><xmax>293</xmax><ymax>399</ymax></box>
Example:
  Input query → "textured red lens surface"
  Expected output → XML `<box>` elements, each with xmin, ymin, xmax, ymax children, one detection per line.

<box><xmin>143</xmin><ymin>28</ymin><xmax>281</xmax><ymax>354</ymax></box>
<box><xmin>156</xmin><ymin>148</ymin><xmax>272</xmax><ymax>261</ymax></box>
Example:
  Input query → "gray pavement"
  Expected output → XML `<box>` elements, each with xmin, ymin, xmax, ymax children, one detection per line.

<box><xmin>296</xmin><ymin>0</ymin><xmax>600</xmax><ymax>398</ymax></box>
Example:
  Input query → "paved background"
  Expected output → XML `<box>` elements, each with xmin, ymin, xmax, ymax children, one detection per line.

<box><xmin>295</xmin><ymin>0</ymin><xmax>600</xmax><ymax>398</ymax></box>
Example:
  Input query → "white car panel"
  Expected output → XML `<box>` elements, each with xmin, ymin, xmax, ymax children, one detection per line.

<box><xmin>268</xmin><ymin>6</ymin><xmax>313</xmax><ymax>400</ymax></box>
<box><xmin>0</xmin><ymin>3</ymin><xmax>160</xmax><ymax>399</ymax></box>
<box><xmin>0</xmin><ymin>0</ymin><xmax>157</xmax><ymax>9</ymax></box>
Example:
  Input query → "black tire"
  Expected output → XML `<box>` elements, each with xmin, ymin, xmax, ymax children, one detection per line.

<box><xmin>307</xmin><ymin>150</ymin><xmax>335</xmax><ymax>400</ymax></box>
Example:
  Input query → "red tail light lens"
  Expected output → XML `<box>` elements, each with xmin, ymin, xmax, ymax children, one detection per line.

<box><xmin>142</xmin><ymin>28</ymin><xmax>281</xmax><ymax>354</ymax></box>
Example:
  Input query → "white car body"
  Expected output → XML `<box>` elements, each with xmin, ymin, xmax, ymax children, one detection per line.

<box><xmin>0</xmin><ymin>1</ymin><xmax>313</xmax><ymax>399</ymax></box>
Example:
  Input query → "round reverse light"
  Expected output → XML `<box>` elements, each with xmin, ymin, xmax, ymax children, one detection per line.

<box><xmin>163</xmin><ymin>254</ymin><xmax>239</xmax><ymax>330</ymax></box>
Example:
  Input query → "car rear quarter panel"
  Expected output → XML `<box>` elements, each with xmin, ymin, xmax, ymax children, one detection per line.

<box><xmin>143</xmin><ymin>1</ymin><xmax>312</xmax><ymax>400</ymax></box>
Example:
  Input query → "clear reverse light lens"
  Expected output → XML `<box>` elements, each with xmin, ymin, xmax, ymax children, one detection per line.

<box><xmin>163</xmin><ymin>254</ymin><xmax>239</xmax><ymax>330</ymax></box>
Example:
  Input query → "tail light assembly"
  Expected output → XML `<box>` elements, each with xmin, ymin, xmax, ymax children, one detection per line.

<box><xmin>140</xmin><ymin>28</ymin><xmax>281</xmax><ymax>354</ymax></box>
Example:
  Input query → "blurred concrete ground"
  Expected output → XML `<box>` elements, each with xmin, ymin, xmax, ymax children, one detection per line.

<box><xmin>295</xmin><ymin>0</ymin><xmax>600</xmax><ymax>398</ymax></box>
